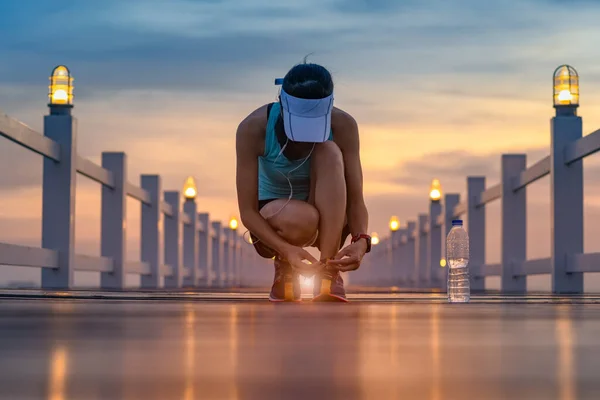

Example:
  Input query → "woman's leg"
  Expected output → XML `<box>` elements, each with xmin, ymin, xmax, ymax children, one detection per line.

<box><xmin>256</xmin><ymin>199</ymin><xmax>320</xmax><ymax>302</ymax></box>
<box><xmin>258</xmin><ymin>199</ymin><xmax>320</xmax><ymax>249</ymax></box>
<box><xmin>307</xmin><ymin>141</ymin><xmax>347</xmax><ymax>262</ymax></box>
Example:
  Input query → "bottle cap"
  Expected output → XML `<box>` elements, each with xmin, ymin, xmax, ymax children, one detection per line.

<box><xmin>452</xmin><ymin>219</ymin><xmax>463</xmax><ymax>226</ymax></box>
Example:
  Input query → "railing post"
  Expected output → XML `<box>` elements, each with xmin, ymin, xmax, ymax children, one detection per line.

<box><xmin>238</xmin><ymin>233</ymin><xmax>244</xmax><ymax>286</ymax></box>
<box><xmin>244</xmin><ymin>245</ymin><xmax>255</xmax><ymax>287</ymax></box>
<box><xmin>239</xmin><ymin>235</ymin><xmax>245</xmax><ymax>287</ymax></box>
<box><xmin>406</xmin><ymin>222</ymin><xmax>416</xmax><ymax>287</ymax></box>
<box><xmin>390</xmin><ymin>230</ymin><xmax>400</xmax><ymax>286</ymax></box>
<box><xmin>416</xmin><ymin>214</ymin><xmax>429</xmax><ymax>288</ymax></box>
<box><xmin>232</xmin><ymin>231</ymin><xmax>240</xmax><ymax>287</ymax></box>
<box><xmin>428</xmin><ymin>199</ymin><xmax>443</xmax><ymax>288</ymax></box>
<box><xmin>211</xmin><ymin>221</ymin><xmax>224</xmax><ymax>287</ymax></box>
<box><xmin>551</xmin><ymin>107</ymin><xmax>583</xmax><ymax>293</ymax></box>
<box><xmin>198</xmin><ymin>213</ymin><xmax>211</xmax><ymax>287</ymax></box>
<box><xmin>141</xmin><ymin>175</ymin><xmax>163</xmax><ymax>289</ymax></box>
<box><xmin>164</xmin><ymin>191</ymin><xmax>182</xmax><ymax>288</ymax></box>
<box><xmin>100</xmin><ymin>152</ymin><xmax>127</xmax><ymax>289</ymax></box>
<box><xmin>442</xmin><ymin>194</ymin><xmax>460</xmax><ymax>292</ymax></box>
<box><xmin>501</xmin><ymin>155</ymin><xmax>527</xmax><ymax>293</ymax></box>
<box><xmin>398</xmin><ymin>230</ymin><xmax>408</xmax><ymax>286</ymax></box>
<box><xmin>379</xmin><ymin>238</ymin><xmax>388</xmax><ymax>285</ymax></box>
<box><xmin>41</xmin><ymin>111</ymin><xmax>77</xmax><ymax>289</ymax></box>
<box><xmin>466</xmin><ymin>177</ymin><xmax>486</xmax><ymax>292</ymax></box>
<box><xmin>223</xmin><ymin>227</ymin><xmax>231</xmax><ymax>287</ymax></box>
<box><xmin>230</xmin><ymin>229</ymin><xmax>236</xmax><ymax>286</ymax></box>
<box><xmin>182</xmin><ymin>199</ymin><xmax>199</xmax><ymax>287</ymax></box>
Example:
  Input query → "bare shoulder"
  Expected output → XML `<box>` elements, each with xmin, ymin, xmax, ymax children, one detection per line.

<box><xmin>332</xmin><ymin>107</ymin><xmax>358</xmax><ymax>130</ymax></box>
<box><xmin>331</xmin><ymin>107</ymin><xmax>359</xmax><ymax>149</ymax></box>
<box><xmin>236</xmin><ymin>104</ymin><xmax>269</xmax><ymax>156</ymax></box>
<box><xmin>238</xmin><ymin>104</ymin><xmax>269</xmax><ymax>136</ymax></box>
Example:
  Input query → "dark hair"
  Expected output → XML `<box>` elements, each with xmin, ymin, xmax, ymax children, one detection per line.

<box><xmin>282</xmin><ymin>62</ymin><xmax>333</xmax><ymax>100</ymax></box>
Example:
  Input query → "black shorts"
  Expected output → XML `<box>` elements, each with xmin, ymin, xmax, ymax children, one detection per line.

<box><xmin>251</xmin><ymin>199</ymin><xmax>351</xmax><ymax>259</ymax></box>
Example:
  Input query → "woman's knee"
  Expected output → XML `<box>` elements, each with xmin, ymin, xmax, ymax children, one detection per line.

<box><xmin>261</xmin><ymin>200</ymin><xmax>319</xmax><ymax>246</ymax></box>
<box><xmin>312</xmin><ymin>141</ymin><xmax>344</xmax><ymax>171</ymax></box>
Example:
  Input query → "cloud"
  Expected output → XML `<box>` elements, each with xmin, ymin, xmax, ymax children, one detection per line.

<box><xmin>4</xmin><ymin>0</ymin><xmax>600</xmax><ymax>98</ymax></box>
<box><xmin>363</xmin><ymin>145</ymin><xmax>600</xmax><ymax>236</ymax></box>
<box><xmin>366</xmin><ymin>147</ymin><xmax>551</xmax><ymax>194</ymax></box>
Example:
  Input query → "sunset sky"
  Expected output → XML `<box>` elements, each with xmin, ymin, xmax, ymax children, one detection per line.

<box><xmin>1</xmin><ymin>0</ymin><xmax>600</xmax><ymax>289</ymax></box>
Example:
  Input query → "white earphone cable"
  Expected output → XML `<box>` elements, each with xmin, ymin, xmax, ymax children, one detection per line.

<box><xmin>243</xmin><ymin>137</ymin><xmax>316</xmax><ymax>246</ymax></box>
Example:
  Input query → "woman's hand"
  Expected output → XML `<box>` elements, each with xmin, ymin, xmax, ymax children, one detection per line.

<box><xmin>282</xmin><ymin>245</ymin><xmax>323</xmax><ymax>275</ymax></box>
<box><xmin>327</xmin><ymin>239</ymin><xmax>368</xmax><ymax>272</ymax></box>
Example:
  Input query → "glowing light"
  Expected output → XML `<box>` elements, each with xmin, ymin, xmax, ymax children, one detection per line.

<box><xmin>440</xmin><ymin>259</ymin><xmax>447</xmax><ymax>268</ymax></box>
<box><xmin>48</xmin><ymin>65</ymin><xmax>73</xmax><ymax>106</ymax></box>
<box><xmin>430</xmin><ymin>179</ymin><xmax>442</xmax><ymax>202</ymax></box>
<box><xmin>371</xmin><ymin>232</ymin><xmax>380</xmax><ymax>245</ymax></box>
<box><xmin>558</xmin><ymin>90</ymin><xmax>572</xmax><ymax>102</ymax></box>
<box><xmin>553</xmin><ymin>65</ymin><xmax>579</xmax><ymax>107</ymax></box>
<box><xmin>49</xmin><ymin>345</ymin><xmax>68</xmax><ymax>400</ymax></box>
<box><xmin>183</xmin><ymin>176</ymin><xmax>198</xmax><ymax>200</ymax></box>
<box><xmin>389</xmin><ymin>216</ymin><xmax>400</xmax><ymax>232</ymax></box>
<box><xmin>52</xmin><ymin>89</ymin><xmax>68</xmax><ymax>102</ymax></box>
<box><xmin>184</xmin><ymin>307</ymin><xmax>196</xmax><ymax>400</ymax></box>
<box><xmin>229</xmin><ymin>216</ymin><xmax>239</xmax><ymax>230</ymax></box>
<box><xmin>300</xmin><ymin>275</ymin><xmax>314</xmax><ymax>289</ymax></box>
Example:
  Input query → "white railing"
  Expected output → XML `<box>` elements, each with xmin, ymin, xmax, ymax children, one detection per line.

<box><xmin>356</xmin><ymin>102</ymin><xmax>600</xmax><ymax>294</ymax></box>
<box><xmin>0</xmin><ymin>106</ymin><xmax>272</xmax><ymax>290</ymax></box>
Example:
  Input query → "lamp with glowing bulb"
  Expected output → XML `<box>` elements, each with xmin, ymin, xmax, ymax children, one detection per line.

<box><xmin>549</xmin><ymin>64</ymin><xmax>584</xmax><ymax>293</ymax></box>
<box><xmin>428</xmin><ymin>182</ymin><xmax>445</xmax><ymax>288</ymax></box>
<box><xmin>229</xmin><ymin>216</ymin><xmax>239</xmax><ymax>231</ymax></box>
<box><xmin>553</xmin><ymin>65</ymin><xmax>579</xmax><ymax>115</ymax></box>
<box><xmin>429</xmin><ymin>179</ymin><xmax>442</xmax><ymax>202</ymax></box>
<box><xmin>371</xmin><ymin>232</ymin><xmax>380</xmax><ymax>246</ymax></box>
<box><xmin>183</xmin><ymin>176</ymin><xmax>198</xmax><ymax>201</ymax></box>
<box><xmin>48</xmin><ymin>66</ymin><xmax>74</xmax><ymax>115</ymax></box>
<box><xmin>389</xmin><ymin>216</ymin><xmax>400</xmax><ymax>232</ymax></box>
<box><xmin>181</xmin><ymin>176</ymin><xmax>200</xmax><ymax>286</ymax></box>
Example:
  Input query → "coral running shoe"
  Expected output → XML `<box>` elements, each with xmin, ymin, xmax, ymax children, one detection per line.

<box><xmin>269</xmin><ymin>257</ymin><xmax>302</xmax><ymax>302</ymax></box>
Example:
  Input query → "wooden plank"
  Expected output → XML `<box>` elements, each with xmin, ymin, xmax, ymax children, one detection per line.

<box><xmin>512</xmin><ymin>156</ymin><xmax>550</xmax><ymax>191</ymax></box>
<box><xmin>181</xmin><ymin>213</ymin><xmax>192</xmax><ymax>226</ymax></box>
<box><xmin>126</xmin><ymin>182</ymin><xmax>152</xmax><ymax>205</ymax></box>
<box><xmin>161</xmin><ymin>201</ymin><xmax>174</xmax><ymax>217</ymax></box>
<box><xmin>474</xmin><ymin>263</ymin><xmax>501</xmax><ymax>277</ymax></box>
<box><xmin>436</xmin><ymin>214</ymin><xmax>444</xmax><ymax>227</ymax></box>
<box><xmin>0</xmin><ymin>111</ymin><xmax>60</xmax><ymax>161</ymax></box>
<box><xmin>452</xmin><ymin>202</ymin><xmax>467</xmax><ymax>218</ymax></box>
<box><xmin>476</xmin><ymin>184</ymin><xmax>502</xmax><ymax>207</ymax></box>
<box><xmin>161</xmin><ymin>264</ymin><xmax>174</xmax><ymax>277</ymax></box>
<box><xmin>74</xmin><ymin>254</ymin><xmax>114</xmax><ymax>272</ymax></box>
<box><xmin>76</xmin><ymin>156</ymin><xmax>115</xmax><ymax>188</ymax></box>
<box><xmin>0</xmin><ymin>242</ymin><xmax>57</xmax><ymax>268</ymax></box>
<box><xmin>567</xmin><ymin>252</ymin><xmax>600</xmax><ymax>273</ymax></box>
<box><xmin>564</xmin><ymin>128</ymin><xmax>600</xmax><ymax>165</ymax></box>
<box><xmin>514</xmin><ymin>257</ymin><xmax>551</xmax><ymax>276</ymax></box>
<box><xmin>126</xmin><ymin>261</ymin><xmax>151</xmax><ymax>275</ymax></box>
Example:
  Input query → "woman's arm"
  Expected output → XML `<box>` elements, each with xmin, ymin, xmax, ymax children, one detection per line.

<box><xmin>235</xmin><ymin>106</ymin><xmax>294</xmax><ymax>256</ymax></box>
<box><xmin>333</xmin><ymin>110</ymin><xmax>369</xmax><ymax>238</ymax></box>
<box><xmin>327</xmin><ymin>109</ymin><xmax>369</xmax><ymax>271</ymax></box>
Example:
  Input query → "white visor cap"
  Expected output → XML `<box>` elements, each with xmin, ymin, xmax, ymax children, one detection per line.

<box><xmin>280</xmin><ymin>88</ymin><xmax>334</xmax><ymax>143</ymax></box>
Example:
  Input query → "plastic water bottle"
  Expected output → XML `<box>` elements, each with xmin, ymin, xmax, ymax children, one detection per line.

<box><xmin>446</xmin><ymin>219</ymin><xmax>470</xmax><ymax>303</ymax></box>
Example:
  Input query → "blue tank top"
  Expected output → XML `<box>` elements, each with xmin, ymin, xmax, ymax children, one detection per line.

<box><xmin>258</xmin><ymin>102</ymin><xmax>333</xmax><ymax>201</ymax></box>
